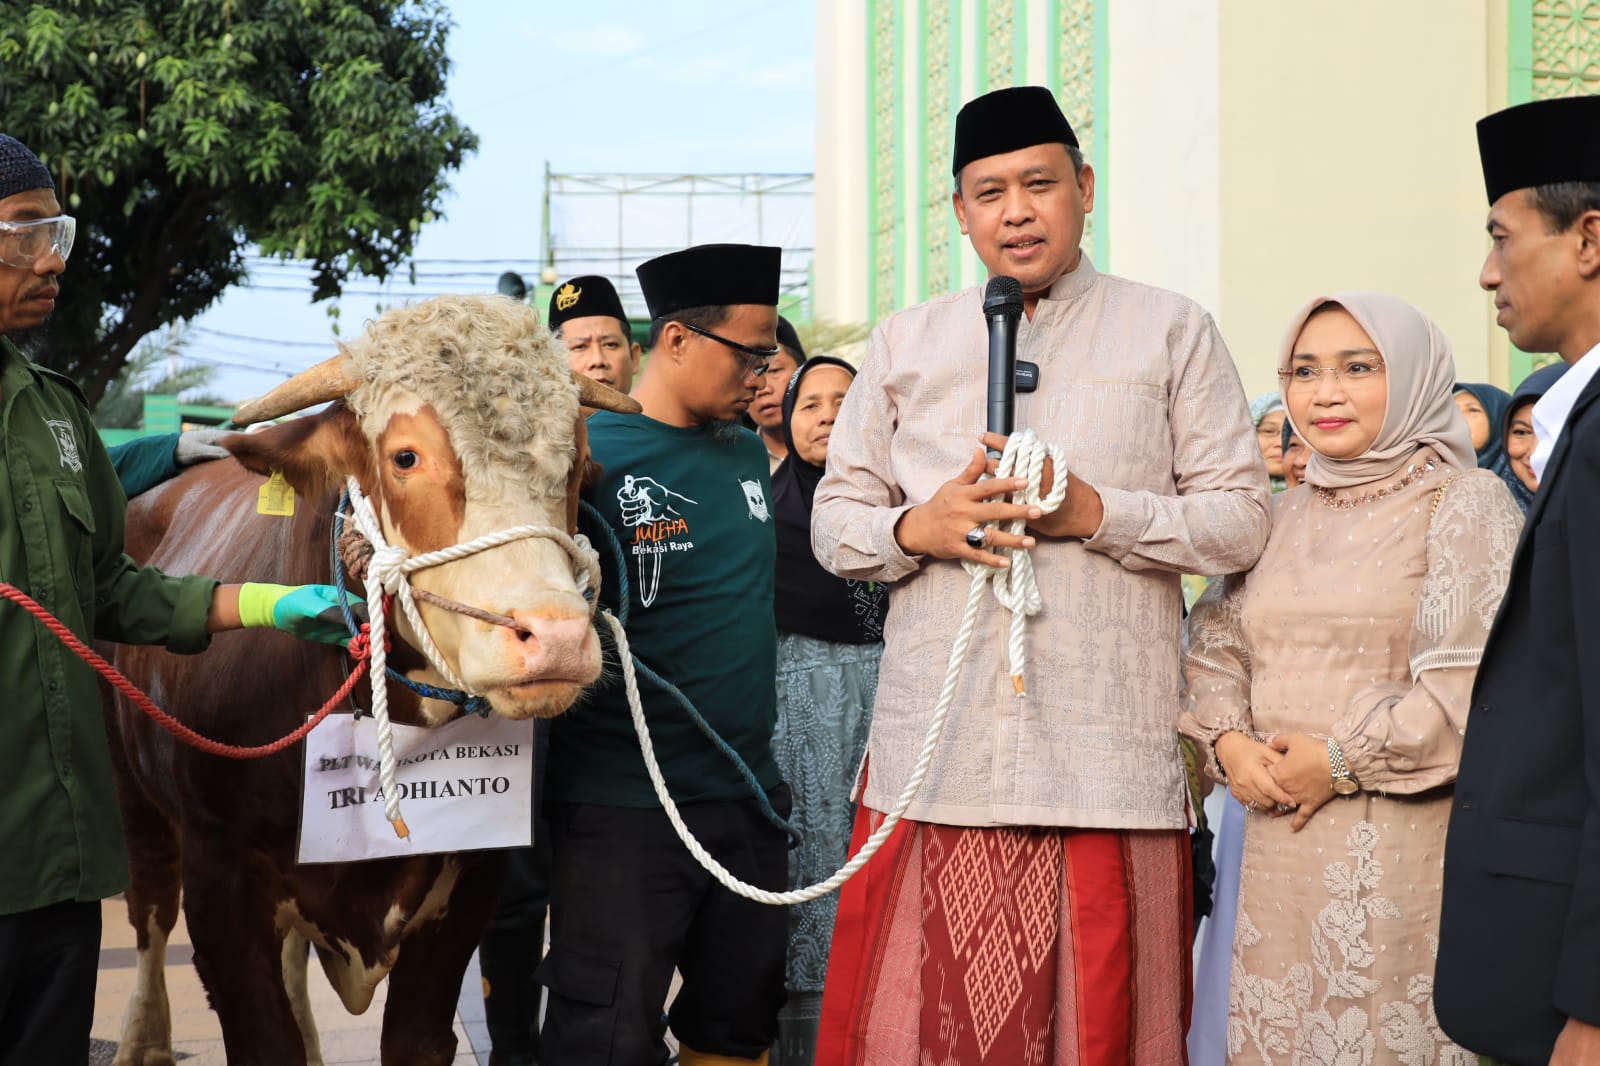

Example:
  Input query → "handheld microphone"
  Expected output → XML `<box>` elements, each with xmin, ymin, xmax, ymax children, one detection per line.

<box><xmin>983</xmin><ymin>276</ymin><xmax>1024</xmax><ymax>458</ymax></box>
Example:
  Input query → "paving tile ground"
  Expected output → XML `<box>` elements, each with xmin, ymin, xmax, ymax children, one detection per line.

<box><xmin>93</xmin><ymin>895</ymin><xmax>682</xmax><ymax>1064</ymax></box>
<box><xmin>92</xmin><ymin>896</ymin><xmax>490</xmax><ymax>1065</ymax></box>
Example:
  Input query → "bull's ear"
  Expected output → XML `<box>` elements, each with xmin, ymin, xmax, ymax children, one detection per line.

<box><xmin>572</xmin><ymin>372</ymin><xmax>642</xmax><ymax>414</ymax></box>
<box><xmin>225</xmin><ymin>401</ymin><xmax>372</xmax><ymax>498</ymax></box>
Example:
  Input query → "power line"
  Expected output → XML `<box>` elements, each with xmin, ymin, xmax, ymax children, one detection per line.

<box><xmin>184</xmin><ymin>344</ymin><xmax>318</xmax><ymax>369</ymax></box>
<box><xmin>244</xmin><ymin>261</ymin><xmax>514</xmax><ymax>281</ymax></box>
<box><xmin>246</xmin><ymin>255</ymin><xmax>547</xmax><ymax>267</ymax></box>
<box><xmin>188</xmin><ymin>347</ymin><xmax>322</xmax><ymax>369</ymax></box>
<box><xmin>175</xmin><ymin>352</ymin><xmax>299</xmax><ymax>379</ymax></box>
<box><xmin>240</xmin><ymin>281</ymin><xmax>464</xmax><ymax>298</ymax></box>
<box><xmin>192</xmin><ymin>326</ymin><xmax>330</xmax><ymax>349</ymax></box>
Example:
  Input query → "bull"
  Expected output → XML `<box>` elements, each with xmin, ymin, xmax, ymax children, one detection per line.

<box><xmin>103</xmin><ymin>294</ymin><xmax>637</xmax><ymax>1066</ymax></box>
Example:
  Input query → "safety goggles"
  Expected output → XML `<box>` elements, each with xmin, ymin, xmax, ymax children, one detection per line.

<box><xmin>0</xmin><ymin>215</ymin><xmax>76</xmax><ymax>269</ymax></box>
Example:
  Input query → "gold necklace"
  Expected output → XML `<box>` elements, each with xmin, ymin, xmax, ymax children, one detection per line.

<box><xmin>1313</xmin><ymin>458</ymin><xmax>1438</xmax><ymax>510</ymax></box>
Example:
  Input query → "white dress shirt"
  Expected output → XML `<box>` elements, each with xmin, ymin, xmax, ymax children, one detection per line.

<box><xmin>1531</xmin><ymin>341</ymin><xmax>1600</xmax><ymax>481</ymax></box>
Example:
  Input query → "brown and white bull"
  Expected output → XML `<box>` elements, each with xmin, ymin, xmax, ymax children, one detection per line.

<box><xmin>103</xmin><ymin>294</ymin><xmax>636</xmax><ymax>1066</ymax></box>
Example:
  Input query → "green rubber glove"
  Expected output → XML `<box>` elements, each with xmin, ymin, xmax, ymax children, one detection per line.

<box><xmin>238</xmin><ymin>583</ymin><xmax>365</xmax><ymax>647</ymax></box>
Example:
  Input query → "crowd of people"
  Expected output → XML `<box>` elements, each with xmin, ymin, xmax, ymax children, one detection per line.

<box><xmin>2</xmin><ymin>81</ymin><xmax>1599</xmax><ymax>1066</ymax></box>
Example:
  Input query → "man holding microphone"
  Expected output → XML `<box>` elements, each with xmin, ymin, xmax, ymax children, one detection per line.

<box><xmin>810</xmin><ymin>86</ymin><xmax>1269</xmax><ymax>1064</ymax></box>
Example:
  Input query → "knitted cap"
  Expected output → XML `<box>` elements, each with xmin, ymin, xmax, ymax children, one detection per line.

<box><xmin>0</xmin><ymin>135</ymin><xmax>54</xmax><ymax>201</ymax></box>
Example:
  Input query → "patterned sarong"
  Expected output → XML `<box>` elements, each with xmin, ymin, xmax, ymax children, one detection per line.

<box><xmin>816</xmin><ymin>807</ymin><xmax>1192</xmax><ymax>1065</ymax></box>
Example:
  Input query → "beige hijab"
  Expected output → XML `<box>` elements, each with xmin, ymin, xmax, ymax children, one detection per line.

<box><xmin>1278</xmin><ymin>290</ymin><xmax>1477</xmax><ymax>489</ymax></box>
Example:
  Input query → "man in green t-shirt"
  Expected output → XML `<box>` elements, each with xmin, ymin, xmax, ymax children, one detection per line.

<box><xmin>0</xmin><ymin>133</ymin><xmax>365</xmax><ymax>1064</ymax></box>
<box><xmin>475</xmin><ymin>273</ymin><xmax>644</xmax><ymax>1066</ymax></box>
<box><xmin>542</xmin><ymin>243</ymin><xmax>789</xmax><ymax>1066</ymax></box>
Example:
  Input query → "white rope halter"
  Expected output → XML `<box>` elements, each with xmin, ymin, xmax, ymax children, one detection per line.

<box><xmin>342</xmin><ymin>475</ymin><xmax>602</xmax><ymax>836</ymax></box>
<box><xmin>621</xmin><ymin>427</ymin><xmax>1068</xmax><ymax>904</ymax></box>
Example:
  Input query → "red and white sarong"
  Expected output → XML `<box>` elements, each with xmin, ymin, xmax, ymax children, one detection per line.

<box><xmin>816</xmin><ymin>806</ymin><xmax>1192</xmax><ymax>1065</ymax></box>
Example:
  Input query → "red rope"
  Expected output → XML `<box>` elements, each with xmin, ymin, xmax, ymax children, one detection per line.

<box><xmin>0</xmin><ymin>581</ymin><xmax>370</xmax><ymax>759</ymax></box>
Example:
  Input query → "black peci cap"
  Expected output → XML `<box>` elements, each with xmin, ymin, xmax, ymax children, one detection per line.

<box><xmin>951</xmin><ymin>86</ymin><xmax>1078</xmax><ymax>177</ymax></box>
<box><xmin>1477</xmin><ymin>95</ymin><xmax>1600</xmax><ymax>205</ymax></box>
<box><xmin>636</xmin><ymin>243</ymin><xmax>782</xmax><ymax>320</ymax></box>
<box><xmin>548</xmin><ymin>274</ymin><xmax>630</xmax><ymax>333</ymax></box>
<box><xmin>775</xmin><ymin>315</ymin><xmax>806</xmax><ymax>361</ymax></box>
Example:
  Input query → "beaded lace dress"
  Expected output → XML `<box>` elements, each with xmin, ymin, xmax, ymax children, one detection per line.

<box><xmin>1179</xmin><ymin>451</ymin><xmax>1522</xmax><ymax>1065</ymax></box>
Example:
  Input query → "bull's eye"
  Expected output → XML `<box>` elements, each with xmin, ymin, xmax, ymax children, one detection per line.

<box><xmin>392</xmin><ymin>450</ymin><xmax>419</xmax><ymax>471</ymax></box>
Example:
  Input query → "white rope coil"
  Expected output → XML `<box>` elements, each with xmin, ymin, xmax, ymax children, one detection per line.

<box><xmin>341</xmin><ymin>475</ymin><xmax>601</xmax><ymax>835</ymax></box>
<box><xmin>624</xmin><ymin>427</ymin><xmax>1067</xmax><ymax>904</ymax></box>
<box><xmin>963</xmin><ymin>428</ymin><xmax>1068</xmax><ymax>696</ymax></box>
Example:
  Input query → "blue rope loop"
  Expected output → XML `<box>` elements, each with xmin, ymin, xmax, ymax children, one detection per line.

<box><xmin>580</xmin><ymin>499</ymin><xmax>799</xmax><ymax>848</ymax></box>
<box><xmin>332</xmin><ymin>489</ymin><xmax>491</xmax><ymax>719</ymax></box>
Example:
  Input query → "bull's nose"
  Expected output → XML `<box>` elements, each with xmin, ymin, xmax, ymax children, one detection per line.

<box><xmin>507</xmin><ymin>612</ymin><xmax>598</xmax><ymax>680</ymax></box>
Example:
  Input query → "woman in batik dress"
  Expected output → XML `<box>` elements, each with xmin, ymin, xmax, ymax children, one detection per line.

<box><xmin>1179</xmin><ymin>291</ymin><xmax>1523</xmax><ymax>1066</ymax></box>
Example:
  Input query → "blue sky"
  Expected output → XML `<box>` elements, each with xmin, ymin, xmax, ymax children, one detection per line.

<box><xmin>184</xmin><ymin>1</ymin><xmax>815</xmax><ymax>402</ymax></box>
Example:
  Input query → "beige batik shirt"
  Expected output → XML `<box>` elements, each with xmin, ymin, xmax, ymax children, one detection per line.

<box><xmin>812</xmin><ymin>256</ymin><xmax>1271</xmax><ymax>829</ymax></box>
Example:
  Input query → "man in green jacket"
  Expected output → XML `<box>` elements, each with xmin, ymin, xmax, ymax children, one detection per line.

<box><xmin>0</xmin><ymin>132</ymin><xmax>352</xmax><ymax>1064</ymax></box>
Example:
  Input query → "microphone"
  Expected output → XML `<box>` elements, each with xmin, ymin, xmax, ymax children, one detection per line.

<box><xmin>983</xmin><ymin>276</ymin><xmax>1024</xmax><ymax>458</ymax></box>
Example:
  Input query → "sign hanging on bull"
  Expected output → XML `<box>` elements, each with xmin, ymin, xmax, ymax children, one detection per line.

<box><xmin>297</xmin><ymin>711</ymin><xmax>536</xmax><ymax>863</ymax></box>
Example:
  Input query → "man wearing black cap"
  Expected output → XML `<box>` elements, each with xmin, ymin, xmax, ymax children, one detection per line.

<box><xmin>540</xmin><ymin>243</ymin><xmax>791</xmax><ymax>1066</ymax></box>
<box><xmin>0</xmin><ymin>133</ymin><xmax>361</xmax><ymax>1063</ymax></box>
<box><xmin>811</xmin><ymin>87</ymin><xmax>1268</xmax><ymax>1062</ymax></box>
<box><xmin>548</xmin><ymin>273</ymin><xmax>642</xmax><ymax>393</ymax></box>
<box><xmin>1436</xmin><ymin>96</ymin><xmax>1600</xmax><ymax>1066</ymax></box>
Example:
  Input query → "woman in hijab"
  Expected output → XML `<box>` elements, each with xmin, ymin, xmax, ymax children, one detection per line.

<box><xmin>1179</xmin><ymin>292</ymin><xmax>1524</xmax><ymax>1065</ymax></box>
<box><xmin>1250</xmin><ymin>392</ymin><xmax>1290</xmax><ymax>492</ymax></box>
<box><xmin>1503</xmin><ymin>361</ymin><xmax>1570</xmax><ymax>507</ymax></box>
<box><xmin>1453</xmin><ymin>381</ymin><xmax>1523</xmax><ymax>503</ymax></box>
<box><xmin>769</xmin><ymin>356</ymin><xmax>887</xmax><ymax>1066</ymax></box>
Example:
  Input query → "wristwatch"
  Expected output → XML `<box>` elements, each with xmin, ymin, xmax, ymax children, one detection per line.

<box><xmin>1328</xmin><ymin>737</ymin><xmax>1360</xmax><ymax>796</ymax></box>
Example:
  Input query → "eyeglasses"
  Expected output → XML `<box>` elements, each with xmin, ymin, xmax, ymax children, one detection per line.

<box><xmin>1276</xmin><ymin>355</ymin><xmax>1387</xmax><ymax>391</ymax></box>
<box><xmin>0</xmin><ymin>215</ymin><xmax>75</xmax><ymax>269</ymax></box>
<box><xmin>681</xmin><ymin>321</ymin><xmax>780</xmax><ymax>377</ymax></box>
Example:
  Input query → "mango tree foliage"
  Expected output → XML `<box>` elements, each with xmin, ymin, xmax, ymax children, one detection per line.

<box><xmin>0</xmin><ymin>0</ymin><xmax>477</xmax><ymax>402</ymax></box>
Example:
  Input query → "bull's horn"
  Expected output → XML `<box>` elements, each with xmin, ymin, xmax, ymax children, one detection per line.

<box><xmin>573</xmin><ymin>372</ymin><xmax>642</xmax><ymax>414</ymax></box>
<box><xmin>232</xmin><ymin>352</ymin><xmax>359</xmax><ymax>426</ymax></box>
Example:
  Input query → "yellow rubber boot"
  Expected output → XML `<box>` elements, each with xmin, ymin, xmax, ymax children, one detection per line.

<box><xmin>676</xmin><ymin>1045</ymin><xmax>769</xmax><ymax>1066</ymax></box>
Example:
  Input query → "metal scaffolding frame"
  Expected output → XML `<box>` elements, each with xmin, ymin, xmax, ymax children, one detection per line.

<box><xmin>539</xmin><ymin>166</ymin><xmax>815</xmax><ymax>319</ymax></box>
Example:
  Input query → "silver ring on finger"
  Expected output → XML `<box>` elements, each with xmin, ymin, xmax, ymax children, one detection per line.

<box><xmin>1245</xmin><ymin>799</ymin><xmax>1258</xmax><ymax>813</ymax></box>
<box><xmin>965</xmin><ymin>526</ymin><xmax>987</xmax><ymax>548</ymax></box>
<box><xmin>1276</xmin><ymin>803</ymin><xmax>1293</xmax><ymax>813</ymax></box>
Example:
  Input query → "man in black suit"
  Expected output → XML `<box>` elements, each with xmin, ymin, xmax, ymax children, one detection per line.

<box><xmin>1436</xmin><ymin>95</ymin><xmax>1600</xmax><ymax>1066</ymax></box>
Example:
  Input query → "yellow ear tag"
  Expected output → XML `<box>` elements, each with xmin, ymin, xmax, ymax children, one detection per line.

<box><xmin>257</xmin><ymin>470</ymin><xmax>296</xmax><ymax>516</ymax></box>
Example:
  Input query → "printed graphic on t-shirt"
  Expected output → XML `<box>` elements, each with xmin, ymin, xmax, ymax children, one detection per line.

<box><xmin>46</xmin><ymin>418</ymin><xmax>81</xmax><ymax>472</ymax></box>
<box><xmin>617</xmin><ymin>474</ymin><xmax>698</xmax><ymax>608</ymax></box>
<box><xmin>849</xmin><ymin>580</ymin><xmax>885</xmax><ymax>642</ymax></box>
<box><xmin>739</xmin><ymin>478</ymin><xmax>769</xmax><ymax>522</ymax></box>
